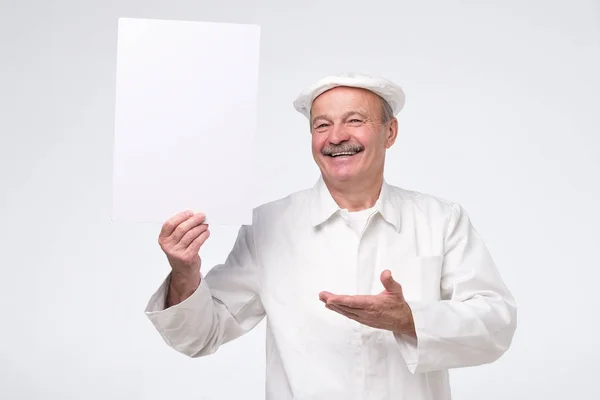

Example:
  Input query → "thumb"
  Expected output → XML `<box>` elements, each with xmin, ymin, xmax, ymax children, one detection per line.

<box><xmin>381</xmin><ymin>270</ymin><xmax>404</xmax><ymax>295</ymax></box>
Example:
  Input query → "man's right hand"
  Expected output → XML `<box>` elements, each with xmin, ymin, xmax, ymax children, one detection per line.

<box><xmin>158</xmin><ymin>210</ymin><xmax>210</xmax><ymax>307</ymax></box>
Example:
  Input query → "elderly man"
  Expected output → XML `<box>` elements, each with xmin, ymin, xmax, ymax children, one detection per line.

<box><xmin>145</xmin><ymin>73</ymin><xmax>517</xmax><ymax>399</ymax></box>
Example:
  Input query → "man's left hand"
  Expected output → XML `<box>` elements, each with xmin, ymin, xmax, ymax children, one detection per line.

<box><xmin>319</xmin><ymin>270</ymin><xmax>416</xmax><ymax>338</ymax></box>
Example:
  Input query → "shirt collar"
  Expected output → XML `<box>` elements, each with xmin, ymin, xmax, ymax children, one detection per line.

<box><xmin>309</xmin><ymin>176</ymin><xmax>402</xmax><ymax>231</ymax></box>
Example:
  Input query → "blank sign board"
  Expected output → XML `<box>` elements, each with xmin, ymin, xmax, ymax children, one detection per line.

<box><xmin>111</xmin><ymin>18</ymin><xmax>260</xmax><ymax>225</ymax></box>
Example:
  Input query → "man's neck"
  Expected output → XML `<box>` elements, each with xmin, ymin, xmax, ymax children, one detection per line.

<box><xmin>324</xmin><ymin>175</ymin><xmax>384</xmax><ymax>212</ymax></box>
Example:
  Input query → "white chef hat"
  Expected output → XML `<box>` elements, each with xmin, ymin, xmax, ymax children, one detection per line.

<box><xmin>292</xmin><ymin>72</ymin><xmax>406</xmax><ymax>120</ymax></box>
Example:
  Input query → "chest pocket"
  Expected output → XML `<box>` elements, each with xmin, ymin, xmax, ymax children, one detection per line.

<box><xmin>376</xmin><ymin>255</ymin><xmax>444</xmax><ymax>303</ymax></box>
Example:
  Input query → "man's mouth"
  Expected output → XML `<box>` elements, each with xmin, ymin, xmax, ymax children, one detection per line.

<box><xmin>328</xmin><ymin>150</ymin><xmax>362</xmax><ymax>157</ymax></box>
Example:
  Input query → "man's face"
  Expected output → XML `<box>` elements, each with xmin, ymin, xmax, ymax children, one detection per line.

<box><xmin>310</xmin><ymin>86</ymin><xmax>397</xmax><ymax>185</ymax></box>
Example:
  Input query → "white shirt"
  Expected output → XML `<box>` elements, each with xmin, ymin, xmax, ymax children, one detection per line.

<box><xmin>342</xmin><ymin>206</ymin><xmax>377</xmax><ymax>235</ymax></box>
<box><xmin>145</xmin><ymin>177</ymin><xmax>517</xmax><ymax>400</ymax></box>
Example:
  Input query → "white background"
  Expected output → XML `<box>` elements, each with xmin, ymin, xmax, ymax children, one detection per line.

<box><xmin>1</xmin><ymin>0</ymin><xmax>599</xmax><ymax>399</ymax></box>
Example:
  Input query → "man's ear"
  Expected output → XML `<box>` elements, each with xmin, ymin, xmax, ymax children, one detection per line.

<box><xmin>385</xmin><ymin>118</ymin><xmax>399</xmax><ymax>148</ymax></box>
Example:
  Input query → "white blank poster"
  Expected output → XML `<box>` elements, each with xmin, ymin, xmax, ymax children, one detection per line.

<box><xmin>111</xmin><ymin>18</ymin><xmax>260</xmax><ymax>225</ymax></box>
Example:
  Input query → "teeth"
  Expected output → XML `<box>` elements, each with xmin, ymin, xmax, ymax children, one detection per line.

<box><xmin>332</xmin><ymin>152</ymin><xmax>356</xmax><ymax>157</ymax></box>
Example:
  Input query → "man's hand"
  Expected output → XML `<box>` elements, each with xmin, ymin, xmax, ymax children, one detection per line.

<box><xmin>319</xmin><ymin>270</ymin><xmax>416</xmax><ymax>338</ymax></box>
<box><xmin>158</xmin><ymin>210</ymin><xmax>210</xmax><ymax>307</ymax></box>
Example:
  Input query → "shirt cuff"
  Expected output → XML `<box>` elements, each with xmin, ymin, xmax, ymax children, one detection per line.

<box><xmin>145</xmin><ymin>272</ymin><xmax>211</xmax><ymax>313</ymax></box>
<box><xmin>393</xmin><ymin>301</ymin><xmax>426</xmax><ymax>374</ymax></box>
<box><xmin>144</xmin><ymin>273</ymin><xmax>214</xmax><ymax>351</ymax></box>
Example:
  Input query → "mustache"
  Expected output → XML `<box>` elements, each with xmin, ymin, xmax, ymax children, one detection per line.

<box><xmin>321</xmin><ymin>143</ymin><xmax>365</xmax><ymax>156</ymax></box>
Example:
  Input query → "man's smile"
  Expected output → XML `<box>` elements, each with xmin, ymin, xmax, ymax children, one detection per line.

<box><xmin>326</xmin><ymin>148</ymin><xmax>364</xmax><ymax>158</ymax></box>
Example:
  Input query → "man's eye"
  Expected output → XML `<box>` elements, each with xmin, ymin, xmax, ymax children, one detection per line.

<box><xmin>315</xmin><ymin>123</ymin><xmax>328</xmax><ymax>129</ymax></box>
<box><xmin>349</xmin><ymin>119</ymin><xmax>362</xmax><ymax>123</ymax></box>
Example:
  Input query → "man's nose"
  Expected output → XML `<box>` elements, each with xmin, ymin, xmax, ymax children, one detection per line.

<box><xmin>328</xmin><ymin>124</ymin><xmax>350</xmax><ymax>144</ymax></box>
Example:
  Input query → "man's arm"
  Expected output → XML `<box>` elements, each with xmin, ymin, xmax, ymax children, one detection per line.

<box><xmin>145</xmin><ymin>221</ymin><xmax>265</xmax><ymax>358</ymax></box>
<box><xmin>165</xmin><ymin>269</ymin><xmax>201</xmax><ymax>308</ymax></box>
<box><xmin>395</xmin><ymin>203</ymin><xmax>518</xmax><ymax>373</ymax></box>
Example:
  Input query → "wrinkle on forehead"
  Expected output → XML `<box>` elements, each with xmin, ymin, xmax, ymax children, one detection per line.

<box><xmin>310</xmin><ymin>87</ymin><xmax>384</xmax><ymax>123</ymax></box>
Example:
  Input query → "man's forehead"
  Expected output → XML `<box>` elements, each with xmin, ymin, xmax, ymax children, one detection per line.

<box><xmin>311</xmin><ymin>109</ymin><xmax>371</xmax><ymax>122</ymax></box>
<box><xmin>310</xmin><ymin>88</ymin><xmax>380</xmax><ymax>119</ymax></box>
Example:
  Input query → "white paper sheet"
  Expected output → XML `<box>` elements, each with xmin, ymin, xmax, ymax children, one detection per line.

<box><xmin>111</xmin><ymin>17</ymin><xmax>260</xmax><ymax>225</ymax></box>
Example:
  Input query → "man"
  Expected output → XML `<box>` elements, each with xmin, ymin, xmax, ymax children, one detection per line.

<box><xmin>145</xmin><ymin>73</ymin><xmax>517</xmax><ymax>399</ymax></box>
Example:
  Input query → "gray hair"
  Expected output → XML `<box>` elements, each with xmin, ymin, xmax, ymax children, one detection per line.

<box><xmin>379</xmin><ymin>96</ymin><xmax>394</xmax><ymax>124</ymax></box>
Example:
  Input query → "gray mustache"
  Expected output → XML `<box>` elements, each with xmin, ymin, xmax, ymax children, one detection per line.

<box><xmin>322</xmin><ymin>143</ymin><xmax>364</xmax><ymax>156</ymax></box>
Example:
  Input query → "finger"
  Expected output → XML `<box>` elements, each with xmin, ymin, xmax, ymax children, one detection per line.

<box><xmin>326</xmin><ymin>305</ymin><xmax>384</xmax><ymax>330</ymax></box>
<box><xmin>327</xmin><ymin>295</ymin><xmax>375</xmax><ymax>309</ymax></box>
<box><xmin>178</xmin><ymin>223</ymin><xmax>209</xmax><ymax>248</ymax></box>
<box><xmin>326</xmin><ymin>304</ymin><xmax>360</xmax><ymax>319</ymax></box>
<box><xmin>381</xmin><ymin>270</ymin><xmax>404</xmax><ymax>296</ymax></box>
<box><xmin>170</xmin><ymin>213</ymin><xmax>206</xmax><ymax>242</ymax></box>
<box><xmin>319</xmin><ymin>291</ymin><xmax>335</xmax><ymax>303</ymax></box>
<box><xmin>159</xmin><ymin>210</ymin><xmax>194</xmax><ymax>238</ymax></box>
<box><xmin>184</xmin><ymin>229</ymin><xmax>211</xmax><ymax>256</ymax></box>
<box><xmin>333</xmin><ymin>304</ymin><xmax>372</xmax><ymax>317</ymax></box>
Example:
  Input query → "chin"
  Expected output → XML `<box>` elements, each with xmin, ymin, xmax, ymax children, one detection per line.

<box><xmin>317</xmin><ymin>157</ymin><xmax>362</xmax><ymax>182</ymax></box>
<box><xmin>324</xmin><ymin>169</ymin><xmax>357</xmax><ymax>182</ymax></box>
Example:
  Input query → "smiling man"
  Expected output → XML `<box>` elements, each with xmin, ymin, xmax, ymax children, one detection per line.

<box><xmin>145</xmin><ymin>73</ymin><xmax>517</xmax><ymax>400</ymax></box>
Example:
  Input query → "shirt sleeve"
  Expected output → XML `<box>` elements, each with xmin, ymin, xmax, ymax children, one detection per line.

<box><xmin>145</xmin><ymin>223</ymin><xmax>265</xmax><ymax>358</ymax></box>
<box><xmin>394</xmin><ymin>203</ymin><xmax>518</xmax><ymax>374</ymax></box>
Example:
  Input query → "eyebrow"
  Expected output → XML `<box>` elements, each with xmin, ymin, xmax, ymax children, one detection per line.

<box><xmin>311</xmin><ymin>110</ymin><xmax>369</xmax><ymax>125</ymax></box>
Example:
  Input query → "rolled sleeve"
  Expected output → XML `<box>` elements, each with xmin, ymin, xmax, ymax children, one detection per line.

<box><xmin>145</xmin><ymin>273</ymin><xmax>215</xmax><ymax>352</ymax></box>
<box><xmin>393</xmin><ymin>301</ymin><xmax>426</xmax><ymax>373</ymax></box>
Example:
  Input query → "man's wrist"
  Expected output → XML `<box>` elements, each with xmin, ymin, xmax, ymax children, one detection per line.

<box><xmin>394</xmin><ymin>305</ymin><xmax>417</xmax><ymax>338</ymax></box>
<box><xmin>166</xmin><ymin>270</ymin><xmax>201</xmax><ymax>308</ymax></box>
